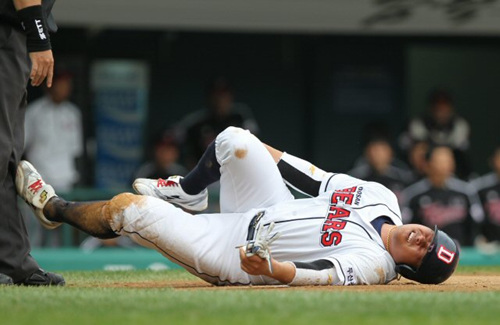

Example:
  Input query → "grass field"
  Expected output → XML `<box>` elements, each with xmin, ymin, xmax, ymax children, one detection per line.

<box><xmin>1</xmin><ymin>266</ymin><xmax>499</xmax><ymax>325</ymax></box>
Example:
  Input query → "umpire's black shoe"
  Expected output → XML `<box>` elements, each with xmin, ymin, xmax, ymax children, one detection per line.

<box><xmin>16</xmin><ymin>269</ymin><xmax>65</xmax><ymax>286</ymax></box>
<box><xmin>0</xmin><ymin>273</ymin><xmax>13</xmax><ymax>285</ymax></box>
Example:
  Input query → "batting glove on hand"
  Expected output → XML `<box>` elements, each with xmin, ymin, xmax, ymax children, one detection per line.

<box><xmin>245</xmin><ymin>222</ymin><xmax>281</xmax><ymax>274</ymax></box>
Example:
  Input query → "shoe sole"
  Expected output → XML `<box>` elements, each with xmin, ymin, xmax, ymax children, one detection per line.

<box><xmin>133</xmin><ymin>181</ymin><xmax>208</xmax><ymax>211</ymax></box>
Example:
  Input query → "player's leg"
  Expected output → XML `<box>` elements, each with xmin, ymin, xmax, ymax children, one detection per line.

<box><xmin>166</xmin><ymin>126</ymin><xmax>294</xmax><ymax>212</ymax></box>
<box><xmin>44</xmin><ymin>194</ymin><xmax>252</xmax><ymax>285</ymax></box>
<box><xmin>104</xmin><ymin>194</ymin><xmax>254</xmax><ymax>285</ymax></box>
<box><xmin>17</xmin><ymin>161</ymin><xmax>253</xmax><ymax>285</ymax></box>
<box><xmin>215</xmin><ymin>127</ymin><xmax>294</xmax><ymax>212</ymax></box>
<box><xmin>132</xmin><ymin>143</ymin><xmax>217</xmax><ymax>211</ymax></box>
<box><xmin>43</xmin><ymin>197</ymin><xmax>118</xmax><ymax>239</ymax></box>
<box><xmin>134</xmin><ymin>127</ymin><xmax>294</xmax><ymax>213</ymax></box>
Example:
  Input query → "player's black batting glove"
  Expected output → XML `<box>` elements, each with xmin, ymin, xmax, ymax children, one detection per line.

<box><xmin>244</xmin><ymin>222</ymin><xmax>281</xmax><ymax>274</ymax></box>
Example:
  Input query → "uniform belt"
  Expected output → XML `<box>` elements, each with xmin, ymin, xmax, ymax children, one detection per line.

<box><xmin>246</xmin><ymin>211</ymin><xmax>265</xmax><ymax>241</ymax></box>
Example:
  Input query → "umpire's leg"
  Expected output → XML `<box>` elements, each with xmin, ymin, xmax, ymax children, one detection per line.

<box><xmin>0</xmin><ymin>25</ymin><xmax>40</xmax><ymax>281</ymax></box>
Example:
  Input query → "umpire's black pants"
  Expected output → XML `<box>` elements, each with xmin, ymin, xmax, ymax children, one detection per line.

<box><xmin>0</xmin><ymin>23</ymin><xmax>40</xmax><ymax>281</ymax></box>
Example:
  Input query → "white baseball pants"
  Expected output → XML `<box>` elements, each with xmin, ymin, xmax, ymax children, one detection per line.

<box><xmin>107</xmin><ymin>127</ymin><xmax>294</xmax><ymax>285</ymax></box>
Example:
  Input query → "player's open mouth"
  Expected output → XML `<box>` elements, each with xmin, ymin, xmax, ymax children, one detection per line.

<box><xmin>408</xmin><ymin>231</ymin><xmax>416</xmax><ymax>243</ymax></box>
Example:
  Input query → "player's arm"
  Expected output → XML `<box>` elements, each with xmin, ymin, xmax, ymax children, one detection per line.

<box><xmin>239</xmin><ymin>248</ymin><xmax>340</xmax><ymax>285</ymax></box>
<box><xmin>13</xmin><ymin>0</ymin><xmax>54</xmax><ymax>87</ymax></box>
<box><xmin>264</xmin><ymin>144</ymin><xmax>332</xmax><ymax>197</ymax></box>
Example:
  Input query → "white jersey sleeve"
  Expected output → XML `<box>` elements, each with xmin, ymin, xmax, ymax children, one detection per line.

<box><xmin>326</xmin><ymin>250</ymin><xmax>397</xmax><ymax>285</ymax></box>
<box><xmin>288</xmin><ymin>248</ymin><xmax>397</xmax><ymax>286</ymax></box>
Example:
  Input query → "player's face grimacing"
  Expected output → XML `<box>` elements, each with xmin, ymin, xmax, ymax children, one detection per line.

<box><xmin>389</xmin><ymin>224</ymin><xmax>435</xmax><ymax>268</ymax></box>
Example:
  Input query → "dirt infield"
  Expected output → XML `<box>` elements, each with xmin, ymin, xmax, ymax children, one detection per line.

<box><xmin>92</xmin><ymin>274</ymin><xmax>500</xmax><ymax>292</ymax></box>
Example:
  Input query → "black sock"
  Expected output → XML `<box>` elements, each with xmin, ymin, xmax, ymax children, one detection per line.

<box><xmin>180</xmin><ymin>140</ymin><xmax>221</xmax><ymax>195</ymax></box>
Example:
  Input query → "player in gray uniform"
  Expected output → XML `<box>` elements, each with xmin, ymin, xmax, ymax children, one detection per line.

<box><xmin>16</xmin><ymin>127</ymin><xmax>459</xmax><ymax>286</ymax></box>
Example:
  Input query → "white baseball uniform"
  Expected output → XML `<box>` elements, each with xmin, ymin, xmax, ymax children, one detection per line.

<box><xmin>109</xmin><ymin>127</ymin><xmax>401</xmax><ymax>286</ymax></box>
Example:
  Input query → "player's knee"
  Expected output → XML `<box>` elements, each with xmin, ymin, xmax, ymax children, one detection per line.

<box><xmin>106</xmin><ymin>192</ymin><xmax>146</xmax><ymax>230</ymax></box>
<box><xmin>109</xmin><ymin>192</ymin><xmax>138</xmax><ymax>209</ymax></box>
<box><xmin>216</xmin><ymin>127</ymin><xmax>254</xmax><ymax>162</ymax></box>
<box><xmin>218</xmin><ymin>126</ymin><xmax>246</xmax><ymax>142</ymax></box>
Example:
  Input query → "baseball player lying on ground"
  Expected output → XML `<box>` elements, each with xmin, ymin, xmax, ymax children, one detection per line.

<box><xmin>17</xmin><ymin>127</ymin><xmax>459</xmax><ymax>286</ymax></box>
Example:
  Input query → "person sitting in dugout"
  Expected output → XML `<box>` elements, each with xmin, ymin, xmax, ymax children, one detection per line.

<box><xmin>16</xmin><ymin>127</ymin><xmax>459</xmax><ymax>286</ymax></box>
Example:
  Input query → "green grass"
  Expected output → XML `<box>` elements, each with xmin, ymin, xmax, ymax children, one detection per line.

<box><xmin>455</xmin><ymin>265</ymin><xmax>500</xmax><ymax>274</ymax></box>
<box><xmin>1</xmin><ymin>266</ymin><xmax>499</xmax><ymax>325</ymax></box>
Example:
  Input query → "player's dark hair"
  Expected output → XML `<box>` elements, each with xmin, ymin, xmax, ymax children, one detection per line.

<box><xmin>361</xmin><ymin>122</ymin><xmax>392</xmax><ymax>148</ymax></box>
<box><xmin>428</xmin><ymin>88</ymin><xmax>453</xmax><ymax>107</ymax></box>
<box><xmin>206</xmin><ymin>77</ymin><xmax>232</xmax><ymax>96</ymax></box>
<box><xmin>52</xmin><ymin>69</ymin><xmax>74</xmax><ymax>82</ymax></box>
<box><xmin>155</xmin><ymin>130</ymin><xmax>179</xmax><ymax>148</ymax></box>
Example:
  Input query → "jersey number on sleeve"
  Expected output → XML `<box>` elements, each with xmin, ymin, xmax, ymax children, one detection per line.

<box><xmin>320</xmin><ymin>187</ymin><xmax>356</xmax><ymax>247</ymax></box>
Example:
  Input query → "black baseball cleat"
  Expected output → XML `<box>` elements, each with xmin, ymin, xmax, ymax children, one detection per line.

<box><xmin>16</xmin><ymin>269</ymin><xmax>65</xmax><ymax>286</ymax></box>
<box><xmin>0</xmin><ymin>273</ymin><xmax>13</xmax><ymax>285</ymax></box>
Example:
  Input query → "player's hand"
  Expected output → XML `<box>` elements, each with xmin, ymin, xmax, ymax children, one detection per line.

<box><xmin>28</xmin><ymin>50</ymin><xmax>54</xmax><ymax>87</ymax></box>
<box><xmin>244</xmin><ymin>222</ymin><xmax>281</xmax><ymax>272</ymax></box>
<box><xmin>239</xmin><ymin>247</ymin><xmax>275</xmax><ymax>277</ymax></box>
<box><xmin>239</xmin><ymin>247</ymin><xmax>296</xmax><ymax>284</ymax></box>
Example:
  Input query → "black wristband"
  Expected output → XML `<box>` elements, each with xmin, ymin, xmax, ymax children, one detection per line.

<box><xmin>17</xmin><ymin>5</ymin><xmax>51</xmax><ymax>52</ymax></box>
